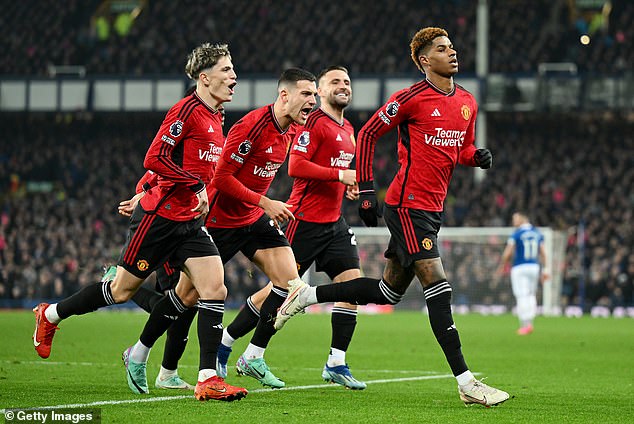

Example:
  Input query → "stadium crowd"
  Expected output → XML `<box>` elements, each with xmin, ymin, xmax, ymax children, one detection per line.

<box><xmin>2</xmin><ymin>0</ymin><xmax>632</xmax><ymax>76</ymax></box>
<box><xmin>0</xmin><ymin>112</ymin><xmax>632</xmax><ymax>311</ymax></box>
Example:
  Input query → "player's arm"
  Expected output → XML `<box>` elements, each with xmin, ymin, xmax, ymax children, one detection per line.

<box><xmin>118</xmin><ymin>171</ymin><xmax>157</xmax><ymax>217</ymax></box>
<box><xmin>288</xmin><ymin>131</ymin><xmax>355</xmax><ymax>186</ymax></box>
<box><xmin>458</xmin><ymin>102</ymin><xmax>492</xmax><ymax>169</ymax></box>
<box><xmin>143</xmin><ymin>111</ymin><xmax>205</xmax><ymax>193</ymax></box>
<box><xmin>212</xmin><ymin>124</ymin><xmax>294</xmax><ymax>225</ymax></box>
<box><xmin>495</xmin><ymin>240</ymin><xmax>515</xmax><ymax>276</ymax></box>
<box><xmin>355</xmin><ymin>93</ymin><xmax>407</xmax><ymax>226</ymax></box>
<box><xmin>538</xmin><ymin>242</ymin><xmax>549</xmax><ymax>283</ymax></box>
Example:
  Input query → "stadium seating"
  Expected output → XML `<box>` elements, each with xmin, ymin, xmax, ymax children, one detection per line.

<box><xmin>0</xmin><ymin>112</ymin><xmax>631</xmax><ymax>310</ymax></box>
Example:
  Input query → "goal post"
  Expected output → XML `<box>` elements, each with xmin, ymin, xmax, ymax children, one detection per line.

<box><xmin>306</xmin><ymin>227</ymin><xmax>567</xmax><ymax>316</ymax></box>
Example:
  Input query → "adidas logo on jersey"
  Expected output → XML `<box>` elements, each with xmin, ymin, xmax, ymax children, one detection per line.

<box><xmin>336</xmin><ymin>134</ymin><xmax>342</xmax><ymax>141</ymax></box>
<box><xmin>208</xmin><ymin>125</ymin><xmax>214</xmax><ymax>133</ymax></box>
<box><xmin>431</xmin><ymin>108</ymin><xmax>441</xmax><ymax>117</ymax></box>
<box><xmin>265</xmin><ymin>146</ymin><xmax>273</xmax><ymax>154</ymax></box>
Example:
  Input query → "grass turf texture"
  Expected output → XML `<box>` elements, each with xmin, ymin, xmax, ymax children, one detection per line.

<box><xmin>1</xmin><ymin>310</ymin><xmax>633</xmax><ymax>423</ymax></box>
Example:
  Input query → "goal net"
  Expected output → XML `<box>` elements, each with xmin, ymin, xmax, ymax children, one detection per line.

<box><xmin>305</xmin><ymin>227</ymin><xmax>567</xmax><ymax>316</ymax></box>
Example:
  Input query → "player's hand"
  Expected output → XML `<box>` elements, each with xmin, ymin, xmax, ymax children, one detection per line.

<box><xmin>540</xmin><ymin>270</ymin><xmax>550</xmax><ymax>284</ymax></box>
<box><xmin>474</xmin><ymin>148</ymin><xmax>493</xmax><ymax>169</ymax></box>
<box><xmin>118</xmin><ymin>192</ymin><xmax>145</xmax><ymax>217</ymax></box>
<box><xmin>346</xmin><ymin>183</ymin><xmax>359</xmax><ymax>201</ymax></box>
<box><xmin>191</xmin><ymin>187</ymin><xmax>209</xmax><ymax>219</ymax></box>
<box><xmin>338</xmin><ymin>169</ymin><xmax>357</xmax><ymax>186</ymax></box>
<box><xmin>260</xmin><ymin>196</ymin><xmax>295</xmax><ymax>227</ymax></box>
<box><xmin>358</xmin><ymin>181</ymin><xmax>381</xmax><ymax>227</ymax></box>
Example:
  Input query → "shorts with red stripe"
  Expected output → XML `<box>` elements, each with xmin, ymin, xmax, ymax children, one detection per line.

<box><xmin>383</xmin><ymin>204</ymin><xmax>442</xmax><ymax>268</ymax></box>
<box><xmin>155</xmin><ymin>262</ymin><xmax>180</xmax><ymax>292</ymax></box>
<box><xmin>118</xmin><ymin>205</ymin><xmax>219</xmax><ymax>279</ymax></box>
<box><xmin>284</xmin><ymin>216</ymin><xmax>359</xmax><ymax>279</ymax></box>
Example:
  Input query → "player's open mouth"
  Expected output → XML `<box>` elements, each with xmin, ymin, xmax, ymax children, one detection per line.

<box><xmin>300</xmin><ymin>107</ymin><xmax>312</xmax><ymax>118</ymax></box>
<box><xmin>228</xmin><ymin>82</ymin><xmax>237</xmax><ymax>94</ymax></box>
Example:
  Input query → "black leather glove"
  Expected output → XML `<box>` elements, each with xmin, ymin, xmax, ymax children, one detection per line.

<box><xmin>358</xmin><ymin>181</ymin><xmax>382</xmax><ymax>227</ymax></box>
<box><xmin>474</xmin><ymin>148</ymin><xmax>493</xmax><ymax>169</ymax></box>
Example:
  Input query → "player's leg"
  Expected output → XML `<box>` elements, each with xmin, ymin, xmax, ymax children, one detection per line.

<box><xmin>511</xmin><ymin>265</ymin><xmax>538</xmax><ymax>334</ymax></box>
<box><xmin>34</xmin><ymin>264</ymin><xmax>146</xmax><ymax>359</ymax></box>
<box><xmin>180</xmin><ymin>255</ymin><xmax>245</xmax><ymax>401</ymax></box>
<box><xmin>414</xmin><ymin>256</ymin><xmax>509</xmax><ymax>406</ymax></box>
<box><xmin>124</xmin><ymin>271</ymin><xmax>197</xmax><ymax>395</ymax></box>
<box><xmin>217</xmin><ymin>283</ymin><xmax>270</xmax><ymax>378</ymax></box>
<box><xmin>235</xmin><ymin>245</ymin><xmax>298</xmax><ymax>388</ymax></box>
<box><xmin>154</xmin><ymin>266</ymin><xmax>196</xmax><ymax>390</ymax></box>
<box><xmin>317</xmin><ymin>219</ymin><xmax>366</xmax><ymax>389</ymax></box>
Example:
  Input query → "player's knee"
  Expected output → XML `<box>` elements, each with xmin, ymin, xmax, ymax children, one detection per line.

<box><xmin>109</xmin><ymin>284</ymin><xmax>135</xmax><ymax>303</ymax></box>
<box><xmin>179</xmin><ymin>289</ymin><xmax>200</xmax><ymax>307</ymax></box>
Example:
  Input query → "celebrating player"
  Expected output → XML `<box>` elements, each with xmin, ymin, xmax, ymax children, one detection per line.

<box><xmin>274</xmin><ymin>27</ymin><xmax>510</xmax><ymax>407</ymax></box>
<box><xmin>32</xmin><ymin>43</ymin><xmax>247</xmax><ymax>402</ymax></box>
<box><xmin>216</xmin><ymin>66</ymin><xmax>367</xmax><ymax>389</ymax></box>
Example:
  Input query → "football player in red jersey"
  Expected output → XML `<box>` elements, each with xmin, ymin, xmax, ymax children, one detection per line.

<box><xmin>32</xmin><ymin>43</ymin><xmax>247</xmax><ymax>402</ymax></box>
<box><xmin>198</xmin><ymin>68</ymin><xmax>318</xmax><ymax>388</ymax></box>
<box><xmin>274</xmin><ymin>28</ymin><xmax>510</xmax><ymax>407</ymax></box>
<box><xmin>215</xmin><ymin>66</ymin><xmax>367</xmax><ymax>389</ymax></box>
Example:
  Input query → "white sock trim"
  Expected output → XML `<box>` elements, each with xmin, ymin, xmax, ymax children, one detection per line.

<box><xmin>243</xmin><ymin>343</ymin><xmax>266</xmax><ymax>359</ymax></box>
<box><xmin>456</xmin><ymin>370</ymin><xmax>475</xmax><ymax>387</ymax></box>
<box><xmin>45</xmin><ymin>303</ymin><xmax>61</xmax><ymax>324</ymax></box>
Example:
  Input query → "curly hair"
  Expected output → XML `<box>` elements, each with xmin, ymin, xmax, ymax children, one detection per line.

<box><xmin>410</xmin><ymin>27</ymin><xmax>449</xmax><ymax>73</ymax></box>
<box><xmin>185</xmin><ymin>43</ymin><xmax>231</xmax><ymax>80</ymax></box>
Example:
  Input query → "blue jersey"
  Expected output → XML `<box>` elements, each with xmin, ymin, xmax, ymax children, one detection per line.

<box><xmin>507</xmin><ymin>224</ymin><xmax>543</xmax><ymax>267</ymax></box>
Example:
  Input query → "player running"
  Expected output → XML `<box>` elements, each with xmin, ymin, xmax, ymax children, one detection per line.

<box><xmin>32</xmin><ymin>43</ymin><xmax>247</xmax><ymax>402</ymax></box>
<box><xmin>216</xmin><ymin>66</ymin><xmax>367</xmax><ymax>389</ymax></box>
<box><xmin>273</xmin><ymin>27</ymin><xmax>510</xmax><ymax>407</ymax></box>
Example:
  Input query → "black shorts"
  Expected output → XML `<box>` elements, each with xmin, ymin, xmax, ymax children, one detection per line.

<box><xmin>383</xmin><ymin>205</ymin><xmax>442</xmax><ymax>268</ymax></box>
<box><xmin>284</xmin><ymin>216</ymin><xmax>359</xmax><ymax>280</ymax></box>
<box><xmin>154</xmin><ymin>262</ymin><xmax>180</xmax><ymax>292</ymax></box>
<box><xmin>208</xmin><ymin>213</ymin><xmax>290</xmax><ymax>263</ymax></box>
<box><xmin>118</xmin><ymin>206</ymin><xmax>219</xmax><ymax>279</ymax></box>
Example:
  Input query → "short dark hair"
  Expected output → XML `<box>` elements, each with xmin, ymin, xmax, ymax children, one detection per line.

<box><xmin>317</xmin><ymin>65</ymin><xmax>349</xmax><ymax>82</ymax></box>
<box><xmin>410</xmin><ymin>27</ymin><xmax>449</xmax><ymax>73</ymax></box>
<box><xmin>278</xmin><ymin>67</ymin><xmax>316</xmax><ymax>88</ymax></box>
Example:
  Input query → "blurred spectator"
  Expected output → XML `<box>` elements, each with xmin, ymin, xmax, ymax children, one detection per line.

<box><xmin>0</xmin><ymin>110</ymin><xmax>632</xmax><ymax>310</ymax></box>
<box><xmin>2</xmin><ymin>1</ymin><xmax>632</xmax><ymax>76</ymax></box>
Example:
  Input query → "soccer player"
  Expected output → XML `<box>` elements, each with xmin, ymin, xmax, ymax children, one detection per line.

<box><xmin>496</xmin><ymin>211</ymin><xmax>547</xmax><ymax>335</ymax></box>
<box><xmin>204</xmin><ymin>67</ymin><xmax>317</xmax><ymax>388</ymax></box>
<box><xmin>32</xmin><ymin>42</ymin><xmax>247</xmax><ymax>402</ymax></box>
<box><xmin>122</xmin><ymin>68</ymin><xmax>317</xmax><ymax>390</ymax></box>
<box><xmin>216</xmin><ymin>66</ymin><xmax>367</xmax><ymax>389</ymax></box>
<box><xmin>274</xmin><ymin>27</ymin><xmax>510</xmax><ymax>407</ymax></box>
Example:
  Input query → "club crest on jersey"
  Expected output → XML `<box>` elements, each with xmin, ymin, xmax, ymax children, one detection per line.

<box><xmin>169</xmin><ymin>120</ymin><xmax>184</xmax><ymax>137</ymax></box>
<box><xmin>421</xmin><ymin>238</ymin><xmax>433</xmax><ymax>250</ymax></box>
<box><xmin>461</xmin><ymin>105</ymin><xmax>471</xmax><ymax>121</ymax></box>
<box><xmin>238</xmin><ymin>140</ymin><xmax>252</xmax><ymax>155</ymax></box>
<box><xmin>298</xmin><ymin>131</ymin><xmax>310</xmax><ymax>147</ymax></box>
<box><xmin>385</xmin><ymin>101</ymin><xmax>400</xmax><ymax>117</ymax></box>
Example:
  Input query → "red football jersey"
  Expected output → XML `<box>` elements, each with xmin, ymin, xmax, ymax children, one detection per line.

<box><xmin>208</xmin><ymin>104</ymin><xmax>297</xmax><ymax>228</ymax></box>
<box><xmin>140</xmin><ymin>92</ymin><xmax>224</xmax><ymax>221</ymax></box>
<box><xmin>286</xmin><ymin>108</ymin><xmax>355</xmax><ymax>223</ymax></box>
<box><xmin>356</xmin><ymin>80</ymin><xmax>478</xmax><ymax>212</ymax></box>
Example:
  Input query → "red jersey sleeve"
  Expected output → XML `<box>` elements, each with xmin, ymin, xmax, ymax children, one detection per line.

<box><xmin>356</xmin><ymin>92</ymin><xmax>409</xmax><ymax>182</ymax></box>
<box><xmin>135</xmin><ymin>171</ymin><xmax>158</xmax><ymax>194</ymax></box>
<box><xmin>288</xmin><ymin>127</ymin><xmax>339</xmax><ymax>181</ymax></box>
<box><xmin>458</xmin><ymin>101</ymin><xmax>478</xmax><ymax>166</ymax></box>
<box><xmin>211</xmin><ymin>121</ymin><xmax>262</xmax><ymax>205</ymax></box>
<box><xmin>143</xmin><ymin>108</ymin><xmax>205</xmax><ymax>193</ymax></box>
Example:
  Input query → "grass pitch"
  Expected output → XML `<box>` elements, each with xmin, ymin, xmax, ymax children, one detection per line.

<box><xmin>1</xmin><ymin>309</ymin><xmax>633</xmax><ymax>423</ymax></box>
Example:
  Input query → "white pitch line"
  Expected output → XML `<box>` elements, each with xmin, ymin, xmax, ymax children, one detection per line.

<box><xmin>1</xmin><ymin>360</ymin><xmax>437</xmax><ymax>374</ymax></box>
<box><xmin>0</xmin><ymin>374</ymin><xmax>454</xmax><ymax>414</ymax></box>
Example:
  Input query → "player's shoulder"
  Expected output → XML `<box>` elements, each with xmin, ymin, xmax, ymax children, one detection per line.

<box><xmin>392</xmin><ymin>80</ymin><xmax>430</xmax><ymax>104</ymax></box>
<box><xmin>231</xmin><ymin>104</ymin><xmax>273</xmax><ymax>133</ymax></box>
<box><xmin>454</xmin><ymin>83</ymin><xmax>476</xmax><ymax>101</ymax></box>
<box><xmin>303</xmin><ymin>108</ymin><xmax>328</xmax><ymax>130</ymax></box>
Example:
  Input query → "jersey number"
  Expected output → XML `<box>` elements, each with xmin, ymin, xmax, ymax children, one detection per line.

<box><xmin>522</xmin><ymin>238</ymin><xmax>539</xmax><ymax>261</ymax></box>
